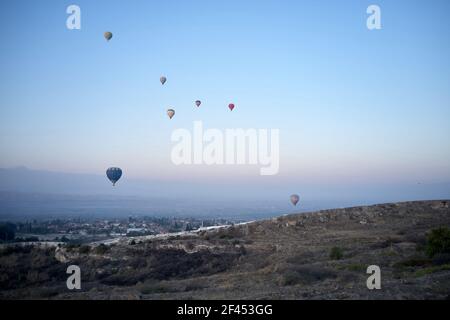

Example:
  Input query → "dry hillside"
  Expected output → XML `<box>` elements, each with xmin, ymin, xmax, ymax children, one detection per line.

<box><xmin>1</xmin><ymin>200</ymin><xmax>449</xmax><ymax>299</ymax></box>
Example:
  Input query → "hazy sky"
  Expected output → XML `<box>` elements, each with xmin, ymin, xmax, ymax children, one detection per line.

<box><xmin>0</xmin><ymin>0</ymin><xmax>449</xmax><ymax>200</ymax></box>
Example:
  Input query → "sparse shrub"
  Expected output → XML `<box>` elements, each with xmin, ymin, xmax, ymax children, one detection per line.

<box><xmin>281</xmin><ymin>270</ymin><xmax>303</xmax><ymax>286</ymax></box>
<box><xmin>415</xmin><ymin>241</ymin><xmax>427</xmax><ymax>252</ymax></box>
<box><xmin>281</xmin><ymin>266</ymin><xmax>337</xmax><ymax>286</ymax></box>
<box><xmin>128</xmin><ymin>257</ymin><xmax>147</xmax><ymax>269</ymax></box>
<box><xmin>286</xmin><ymin>252</ymin><xmax>315</xmax><ymax>265</ymax></box>
<box><xmin>184</xmin><ymin>281</ymin><xmax>205</xmax><ymax>292</ymax></box>
<box><xmin>101</xmin><ymin>269</ymin><xmax>147</xmax><ymax>286</ymax></box>
<box><xmin>26</xmin><ymin>271</ymin><xmax>41</xmax><ymax>283</ymax></box>
<box><xmin>34</xmin><ymin>287</ymin><xmax>60</xmax><ymax>298</ymax></box>
<box><xmin>219</xmin><ymin>233</ymin><xmax>234</xmax><ymax>240</ymax></box>
<box><xmin>0</xmin><ymin>246</ymin><xmax>69</xmax><ymax>292</ymax></box>
<box><xmin>329</xmin><ymin>247</ymin><xmax>344</xmax><ymax>260</ymax></box>
<box><xmin>382</xmin><ymin>249</ymin><xmax>400</xmax><ymax>257</ymax></box>
<box><xmin>78</xmin><ymin>245</ymin><xmax>91</xmax><ymax>254</ymax></box>
<box><xmin>343</xmin><ymin>264</ymin><xmax>366</xmax><ymax>272</ymax></box>
<box><xmin>380</xmin><ymin>237</ymin><xmax>403</xmax><ymax>249</ymax></box>
<box><xmin>0</xmin><ymin>245</ymin><xmax>33</xmax><ymax>256</ymax></box>
<box><xmin>97</xmin><ymin>248</ymin><xmax>240</xmax><ymax>286</ymax></box>
<box><xmin>432</xmin><ymin>253</ymin><xmax>450</xmax><ymax>266</ymax></box>
<box><xmin>425</xmin><ymin>227</ymin><xmax>450</xmax><ymax>258</ymax></box>
<box><xmin>414</xmin><ymin>264</ymin><xmax>450</xmax><ymax>278</ymax></box>
<box><xmin>140</xmin><ymin>284</ymin><xmax>167</xmax><ymax>294</ymax></box>
<box><xmin>404</xmin><ymin>233</ymin><xmax>426</xmax><ymax>245</ymax></box>
<box><xmin>64</xmin><ymin>244</ymin><xmax>80</xmax><ymax>252</ymax></box>
<box><xmin>129</xmin><ymin>240</ymin><xmax>136</xmax><ymax>245</ymax></box>
<box><xmin>393</xmin><ymin>255</ymin><xmax>431</xmax><ymax>269</ymax></box>
<box><xmin>232</xmin><ymin>239</ymin><xmax>240</xmax><ymax>245</ymax></box>
<box><xmin>139</xmin><ymin>281</ymin><xmax>177</xmax><ymax>294</ymax></box>
<box><xmin>94</xmin><ymin>244</ymin><xmax>109</xmax><ymax>255</ymax></box>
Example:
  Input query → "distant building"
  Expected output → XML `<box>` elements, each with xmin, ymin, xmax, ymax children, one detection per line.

<box><xmin>126</xmin><ymin>228</ymin><xmax>146</xmax><ymax>236</ymax></box>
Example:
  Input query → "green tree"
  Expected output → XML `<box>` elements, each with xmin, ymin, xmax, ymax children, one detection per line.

<box><xmin>329</xmin><ymin>247</ymin><xmax>344</xmax><ymax>260</ymax></box>
<box><xmin>426</xmin><ymin>227</ymin><xmax>450</xmax><ymax>258</ymax></box>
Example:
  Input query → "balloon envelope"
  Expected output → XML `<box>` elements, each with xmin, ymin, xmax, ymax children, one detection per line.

<box><xmin>195</xmin><ymin>100</ymin><xmax>201</xmax><ymax>107</ymax></box>
<box><xmin>160</xmin><ymin>76</ymin><xmax>167</xmax><ymax>85</ymax></box>
<box><xmin>104</xmin><ymin>32</ymin><xmax>113</xmax><ymax>41</ymax></box>
<box><xmin>167</xmin><ymin>109</ymin><xmax>175</xmax><ymax>119</ymax></box>
<box><xmin>228</xmin><ymin>103</ymin><xmax>235</xmax><ymax>111</ymax></box>
<box><xmin>290</xmin><ymin>194</ymin><xmax>300</xmax><ymax>206</ymax></box>
<box><xmin>106</xmin><ymin>167</ymin><xmax>122</xmax><ymax>186</ymax></box>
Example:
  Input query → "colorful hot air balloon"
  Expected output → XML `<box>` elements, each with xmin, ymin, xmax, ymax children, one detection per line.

<box><xmin>104</xmin><ymin>32</ymin><xmax>113</xmax><ymax>41</ymax></box>
<box><xmin>106</xmin><ymin>167</ymin><xmax>122</xmax><ymax>186</ymax></box>
<box><xmin>290</xmin><ymin>194</ymin><xmax>300</xmax><ymax>206</ymax></box>
<box><xmin>195</xmin><ymin>100</ymin><xmax>201</xmax><ymax>107</ymax></box>
<box><xmin>160</xmin><ymin>76</ymin><xmax>167</xmax><ymax>85</ymax></box>
<box><xmin>167</xmin><ymin>109</ymin><xmax>175</xmax><ymax>119</ymax></box>
<box><xmin>228</xmin><ymin>103</ymin><xmax>235</xmax><ymax>111</ymax></box>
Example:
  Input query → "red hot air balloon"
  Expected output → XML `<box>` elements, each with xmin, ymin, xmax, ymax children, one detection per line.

<box><xmin>228</xmin><ymin>103</ymin><xmax>235</xmax><ymax>111</ymax></box>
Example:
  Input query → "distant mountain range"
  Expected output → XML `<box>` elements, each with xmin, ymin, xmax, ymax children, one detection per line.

<box><xmin>1</xmin><ymin>167</ymin><xmax>449</xmax><ymax>221</ymax></box>
<box><xmin>0</xmin><ymin>166</ymin><xmax>163</xmax><ymax>196</ymax></box>
<box><xmin>0</xmin><ymin>167</ymin><xmax>295</xmax><ymax>220</ymax></box>
<box><xmin>0</xmin><ymin>189</ymin><xmax>296</xmax><ymax>221</ymax></box>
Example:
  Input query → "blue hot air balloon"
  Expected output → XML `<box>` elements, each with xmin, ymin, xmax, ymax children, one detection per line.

<box><xmin>106</xmin><ymin>167</ymin><xmax>122</xmax><ymax>186</ymax></box>
<box><xmin>290</xmin><ymin>194</ymin><xmax>300</xmax><ymax>206</ymax></box>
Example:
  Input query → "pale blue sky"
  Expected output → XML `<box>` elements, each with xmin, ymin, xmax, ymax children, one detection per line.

<box><xmin>0</xmin><ymin>0</ymin><xmax>449</xmax><ymax>201</ymax></box>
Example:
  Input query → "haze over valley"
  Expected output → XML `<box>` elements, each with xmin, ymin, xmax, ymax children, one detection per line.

<box><xmin>1</xmin><ymin>166</ymin><xmax>449</xmax><ymax>221</ymax></box>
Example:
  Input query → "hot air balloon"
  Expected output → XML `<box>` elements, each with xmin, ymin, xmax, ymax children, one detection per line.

<box><xmin>104</xmin><ymin>32</ymin><xmax>113</xmax><ymax>41</ymax></box>
<box><xmin>290</xmin><ymin>194</ymin><xmax>300</xmax><ymax>206</ymax></box>
<box><xmin>167</xmin><ymin>109</ymin><xmax>175</xmax><ymax>119</ymax></box>
<box><xmin>106</xmin><ymin>167</ymin><xmax>122</xmax><ymax>186</ymax></box>
<box><xmin>195</xmin><ymin>100</ymin><xmax>201</xmax><ymax>107</ymax></box>
<box><xmin>160</xmin><ymin>76</ymin><xmax>167</xmax><ymax>85</ymax></box>
<box><xmin>228</xmin><ymin>103</ymin><xmax>235</xmax><ymax>111</ymax></box>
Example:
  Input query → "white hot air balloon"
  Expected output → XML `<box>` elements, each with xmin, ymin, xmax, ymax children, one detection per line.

<box><xmin>290</xmin><ymin>194</ymin><xmax>300</xmax><ymax>206</ymax></box>
<box><xmin>167</xmin><ymin>109</ymin><xmax>175</xmax><ymax>119</ymax></box>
